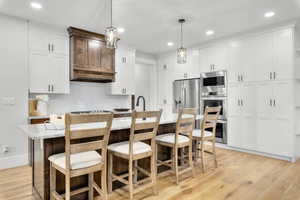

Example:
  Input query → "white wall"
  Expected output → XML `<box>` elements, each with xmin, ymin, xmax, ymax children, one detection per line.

<box><xmin>0</xmin><ymin>14</ymin><xmax>28</xmax><ymax>169</ymax></box>
<box><xmin>44</xmin><ymin>82</ymin><xmax>131</xmax><ymax>114</ymax></box>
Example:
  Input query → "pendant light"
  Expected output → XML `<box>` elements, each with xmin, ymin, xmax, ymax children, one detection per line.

<box><xmin>177</xmin><ymin>19</ymin><xmax>187</xmax><ymax>64</ymax></box>
<box><xmin>105</xmin><ymin>0</ymin><xmax>118</xmax><ymax>49</ymax></box>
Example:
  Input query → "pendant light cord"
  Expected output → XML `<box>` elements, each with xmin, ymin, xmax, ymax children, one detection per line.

<box><xmin>110</xmin><ymin>0</ymin><xmax>112</xmax><ymax>27</ymax></box>
<box><xmin>180</xmin><ymin>22</ymin><xmax>183</xmax><ymax>48</ymax></box>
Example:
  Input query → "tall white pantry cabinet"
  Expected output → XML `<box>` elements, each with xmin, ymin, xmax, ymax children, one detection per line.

<box><xmin>225</xmin><ymin>25</ymin><xmax>300</xmax><ymax>161</ymax></box>
<box><xmin>157</xmin><ymin>24</ymin><xmax>300</xmax><ymax>161</ymax></box>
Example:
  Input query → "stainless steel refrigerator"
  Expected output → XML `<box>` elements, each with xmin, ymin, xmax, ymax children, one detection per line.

<box><xmin>173</xmin><ymin>78</ymin><xmax>201</xmax><ymax>114</ymax></box>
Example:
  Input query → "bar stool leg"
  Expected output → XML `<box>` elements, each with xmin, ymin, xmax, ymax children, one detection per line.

<box><xmin>50</xmin><ymin>163</ymin><xmax>56</xmax><ymax>200</ymax></box>
<box><xmin>174</xmin><ymin>147</ymin><xmax>179</xmax><ymax>185</ymax></box>
<box><xmin>129</xmin><ymin>158</ymin><xmax>134</xmax><ymax>200</ymax></box>
<box><xmin>212</xmin><ymin>139</ymin><xmax>218</xmax><ymax>168</ymax></box>
<box><xmin>108</xmin><ymin>152</ymin><xmax>113</xmax><ymax>193</ymax></box>
<box><xmin>151</xmin><ymin>151</ymin><xmax>158</xmax><ymax>195</ymax></box>
<box><xmin>201</xmin><ymin>140</ymin><xmax>205</xmax><ymax>173</ymax></box>
<box><xmin>88</xmin><ymin>173</ymin><xmax>94</xmax><ymax>200</ymax></box>
<box><xmin>189</xmin><ymin>142</ymin><xmax>195</xmax><ymax>177</ymax></box>
<box><xmin>101</xmin><ymin>166</ymin><xmax>108</xmax><ymax>200</ymax></box>
<box><xmin>134</xmin><ymin>160</ymin><xmax>138</xmax><ymax>184</ymax></box>
<box><xmin>65</xmin><ymin>174</ymin><xmax>71</xmax><ymax>200</ymax></box>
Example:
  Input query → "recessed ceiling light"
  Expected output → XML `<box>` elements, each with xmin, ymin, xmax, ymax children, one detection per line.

<box><xmin>264</xmin><ymin>11</ymin><xmax>275</xmax><ymax>18</ymax></box>
<box><xmin>206</xmin><ymin>30</ymin><xmax>215</xmax><ymax>36</ymax></box>
<box><xmin>30</xmin><ymin>2</ymin><xmax>42</xmax><ymax>10</ymax></box>
<box><xmin>167</xmin><ymin>42</ymin><xmax>174</xmax><ymax>46</ymax></box>
<box><xmin>117</xmin><ymin>27</ymin><xmax>125</xmax><ymax>33</ymax></box>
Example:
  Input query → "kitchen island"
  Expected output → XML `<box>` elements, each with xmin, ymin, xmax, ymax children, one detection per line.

<box><xmin>20</xmin><ymin>114</ymin><xmax>202</xmax><ymax>200</ymax></box>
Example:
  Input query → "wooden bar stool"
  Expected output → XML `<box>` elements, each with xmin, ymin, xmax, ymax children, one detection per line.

<box><xmin>156</xmin><ymin>108</ymin><xmax>197</xmax><ymax>184</ymax></box>
<box><xmin>193</xmin><ymin>106</ymin><xmax>221</xmax><ymax>172</ymax></box>
<box><xmin>107</xmin><ymin>110</ymin><xmax>162</xmax><ymax>200</ymax></box>
<box><xmin>48</xmin><ymin>113</ymin><xmax>113</xmax><ymax>200</ymax></box>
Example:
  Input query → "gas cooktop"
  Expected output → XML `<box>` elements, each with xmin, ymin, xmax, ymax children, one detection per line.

<box><xmin>70</xmin><ymin>110</ymin><xmax>111</xmax><ymax>114</ymax></box>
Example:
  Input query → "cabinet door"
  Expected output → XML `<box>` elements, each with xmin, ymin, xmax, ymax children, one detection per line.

<box><xmin>228</xmin><ymin>117</ymin><xmax>242</xmax><ymax>148</ymax></box>
<box><xmin>242</xmin><ymin>38</ymin><xmax>256</xmax><ymax>82</ymax></box>
<box><xmin>241</xmin><ymin>83</ymin><xmax>256</xmax><ymax>117</ymax></box>
<box><xmin>256</xmin><ymin>83</ymin><xmax>273</xmax><ymax>119</ymax></box>
<box><xmin>242</xmin><ymin>117</ymin><xmax>257</xmax><ymax>150</ymax></box>
<box><xmin>51</xmin><ymin>34</ymin><xmax>69</xmax><ymax>56</ymax></box>
<box><xmin>100</xmin><ymin>45</ymin><xmax>115</xmax><ymax>73</ymax></box>
<box><xmin>199</xmin><ymin>48</ymin><xmax>210</xmax><ymax>73</ymax></box>
<box><xmin>257</xmin><ymin>118</ymin><xmax>292</xmax><ymax>156</ymax></box>
<box><xmin>29</xmin><ymin>52</ymin><xmax>51</xmax><ymax>93</ymax></box>
<box><xmin>273</xmin><ymin>29</ymin><xmax>294</xmax><ymax>81</ymax></box>
<box><xmin>273</xmin><ymin>81</ymin><xmax>293</xmax><ymax>120</ymax></box>
<box><xmin>228</xmin><ymin>41</ymin><xmax>242</xmax><ymax>83</ymax></box>
<box><xmin>257</xmin><ymin>118</ymin><xmax>273</xmax><ymax>154</ymax></box>
<box><xmin>50</xmin><ymin>55</ymin><xmax>70</xmax><ymax>94</ymax></box>
<box><xmin>228</xmin><ymin>84</ymin><xmax>241</xmax><ymax>117</ymax></box>
<box><xmin>252</xmin><ymin>33</ymin><xmax>273</xmax><ymax>82</ymax></box>
<box><xmin>29</xmin><ymin>24</ymin><xmax>50</xmax><ymax>54</ymax></box>
<box><xmin>72</xmin><ymin>37</ymin><xmax>88</xmax><ymax>68</ymax></box>
<box><xmin>213</xmin><ymin>43</ymin><xmax>229</xmax><ymax>71</ymax></box>
<box><xmin>87</xmin><ymin>39</ymin><xmax>101</xmax><ymax>69</ymax></box>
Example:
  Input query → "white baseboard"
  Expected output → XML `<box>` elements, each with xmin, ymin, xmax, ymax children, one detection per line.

<box><xmin>214</xmin><ymin>143</ymin><xmax>294</xmax><ymax>162</ymax></box>
<box><xmin>0</xmin><ymin>154</ymin><xmax>29</xmax><ymax>170</ymax></box>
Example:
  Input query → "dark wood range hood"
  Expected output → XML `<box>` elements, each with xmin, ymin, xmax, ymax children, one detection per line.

<box><xmin>68</xmin><ymin>27</ymin><xmax>115</xmax><ymax>82</ymax></box>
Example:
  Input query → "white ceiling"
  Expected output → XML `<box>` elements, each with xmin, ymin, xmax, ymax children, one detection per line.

<box><xmin>1</xmin><ymin>0</ymin><xmax>300</xmax><ymax>54</ymax></box>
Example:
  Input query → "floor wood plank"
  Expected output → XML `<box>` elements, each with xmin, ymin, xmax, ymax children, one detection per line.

<box><xmin>1</xmin><ymin>148</ymin><xmax>300</xmax><ymax>200</ymax></box>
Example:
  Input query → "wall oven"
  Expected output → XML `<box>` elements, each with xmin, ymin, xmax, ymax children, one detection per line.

<box><xmin>200</xmin><ymin>70</ymin><xmax>228</xmax><ymax>144</ymax></box>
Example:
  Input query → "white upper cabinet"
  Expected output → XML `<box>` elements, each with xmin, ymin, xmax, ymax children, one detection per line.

<box><xmin>173</xmin><ymin>49</ymin><xmax>200</xmax><ymax>80</ymax></box>
<box><xmin>199</xmin><ymin>43</ymin><xmax>229</xmax><ymax>73</ymax></box>
<box><xmin>273</xmin><ymin>29</ymin><xmax>294</xmax><ymax>81</ymax></box>
<box><xmin>29</xmin><ymin>23</ymin><xmax>69</xmax><ymax>94</ymax></box>
<box><xmin>109</xmin><ymin>46</ymin><xmax>135</xmax><ymax>95</ymax></box>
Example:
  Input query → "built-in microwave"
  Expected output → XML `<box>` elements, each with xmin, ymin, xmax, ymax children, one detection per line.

<box><xmin>200</xmin><ymin>70</ymin><xmax>227</xmax><ymax>97</ymax></box>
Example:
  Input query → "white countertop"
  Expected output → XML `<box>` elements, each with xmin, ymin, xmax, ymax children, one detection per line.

<box><xmin>20</xmin><ymin>114</ymin><xmax>207</xmax><ymax>140</ymax></box>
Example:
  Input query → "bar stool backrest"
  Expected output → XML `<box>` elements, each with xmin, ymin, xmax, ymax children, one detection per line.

<box><xmin>64</xmin><ymin>113</ymin><xmax>114</xmax><ymax>171</ymax></box>
<box><xmin>129</xmin><ymin>110</ymin><xmax>162</xmax><ymax>157</ymax></box>
<box><xmin>201</xmin><ymin>106</ymin><xmax>221</xmax><ymax>137</ymax></box>
<box><xmin>176</xmin><ymin>108</ymin><xmax>197</xmax><ymax>144</ymax></box>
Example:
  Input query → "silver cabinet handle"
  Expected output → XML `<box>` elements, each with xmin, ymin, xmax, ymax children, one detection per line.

<box><xmin>241</xmin><ymin>99</ymin><xmax>243</xmax><ymax>106</ymax></box>
<box><xmin>270</xmin><ymin>72</ymin><xmax>272</xmax><ymax>80</ymax></box>
<box><xmin>48</xmin><ymin>85</ymin><xmax>50</xmax><ymax>92</ymax></box>
<box><xmin>238</xmin><ymin>99</ymin><xmax>240</xmax><ymax>106</ymax></box>
<box><xmin>51</xmin><ymin>85</ymin><xmax>54</xmax><ymax>92</ymax></box>
<box><xmin>270</xmin><ymin>99</ymin><xmax>272</xmax><ymax>107</ymax></box>
<box><xmin>241</xmin><ymin>75</ymin><xmax>243</xmax><ymax>82</ymax></box>
<box><xmin>238</xmin><ymin>75</ymin><xmax>240</xmax><ymax>82</ymax></box>
<box><xmin>273</xmin><ymin>99</ymin><xmax>276</xmax><ymax>107</ymax></box>
<box><xmin>48</xmin><ymin>44</ymin><xmax>51</xmax><ymax>53</ymax></box>
<box><xmin>273</xmin><ymin>72</ymin><xmax>276</xmax><ymax>80</ymax></box>
<box><xmin>51</xmin><ymin>44</ymin><xmax>54</xmax><ymax>52</ymax></box>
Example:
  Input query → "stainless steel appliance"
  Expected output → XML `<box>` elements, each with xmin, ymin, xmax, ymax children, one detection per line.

<box><xmin>173</xmin><ymin>78</ymin><xmax>201</xmax><ymax>114</ymax></box>
<box><xmin>200</xmin><ymin>70</ymin><xmax>228</xmax><ymax>144</ymax></box>
<box><xmin>200</xmin><ymin>70</ymin><xmax>227</xmax><ymax>97</ymax></box>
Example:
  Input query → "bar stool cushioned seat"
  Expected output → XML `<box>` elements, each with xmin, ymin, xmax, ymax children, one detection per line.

<box><xmin>48</xmin><ymin>151</ymin><xmax>102</xmax><ymax>170</ymax></box>
<box><xmin>192</xmin><ymin>130</ymin><xmax>213</xmax><ymax>138</ymax></box>
<box><xmin>156</xmin><ymin>133</ymin><xmax>189</xmax><ymax>144</ymax></box>
<box><xmin>108</xmin><ymin>141</ymin><xmax>152</xmax><ymax>155</ymax></box>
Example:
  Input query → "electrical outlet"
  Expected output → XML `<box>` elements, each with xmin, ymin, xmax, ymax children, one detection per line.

<box><xmin>1</xmin><ymin>97</ymin><xmax>15</xmax><ymax>105</ymax></box>
<box><xmin>2</xmin><ymin>145</ymin><xmax>9</xmax><ymax>154</ymax></box>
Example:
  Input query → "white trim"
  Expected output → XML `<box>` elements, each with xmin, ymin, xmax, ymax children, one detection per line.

<box><xmin>0</xmin><ymin>154</ymin><xmax>29</xmax><ymax>170</ymax></box>
<box><xmin>214</xmin><ymin>143</ymin><xmax>294</xmax><ymax>162</ymax></box>
<box><xmin>135</xmin><ymin>56</ymin><xmax>157</xmax><ymax>65</ymax></box>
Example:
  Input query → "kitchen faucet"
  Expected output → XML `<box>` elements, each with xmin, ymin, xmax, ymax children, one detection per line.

<box><xmin>136</xmin><ymin>96</ymin><xmax>146</xmax><ymax>120</ymax></box>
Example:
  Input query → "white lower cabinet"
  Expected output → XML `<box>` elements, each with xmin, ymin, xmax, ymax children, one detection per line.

<box><xmin>228</xmin><ymin>81</ymin><xmax>294</xmax><ymax>157</ymax></box>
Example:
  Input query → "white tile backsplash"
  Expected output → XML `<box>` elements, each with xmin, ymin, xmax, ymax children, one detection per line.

<box><xmin>31</xmin><ymin>82</ymin><xmax>130</xmax><ymax>114</ymax></box>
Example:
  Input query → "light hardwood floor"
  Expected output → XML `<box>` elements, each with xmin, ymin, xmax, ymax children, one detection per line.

<box><xmin>1</xmin><ymin>148</ymin><xmax>300</xmax><ymax>200</ymax></box>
